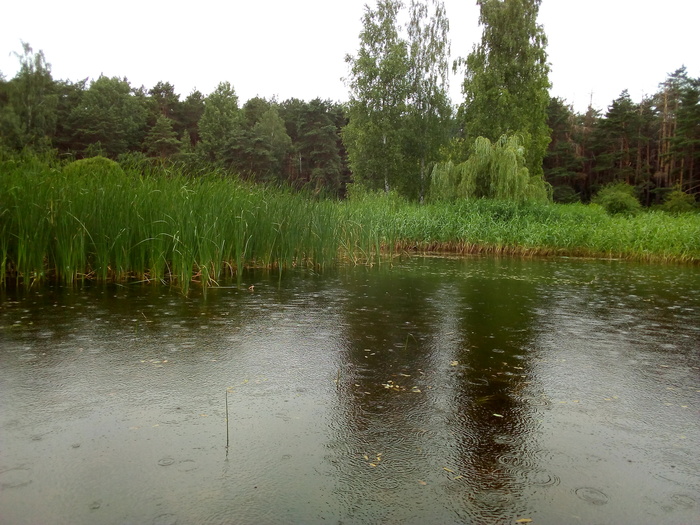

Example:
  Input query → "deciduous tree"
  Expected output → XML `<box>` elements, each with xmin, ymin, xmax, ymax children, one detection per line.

<box><xmin>404</xmin><ymin>0</ymin><xmax>452</xmax><ymax>201</ymax></box>
<box><xmin>0</xmin><ymin>42</ymin><xmax>57</xmax><ymax>150</ymax></box>
<box><xmin>344</xmin><ymin>0</ymin><xmax>409</xmax><ymax>193</ymax></box>
<box><xmin>69</xmin><ymin>75</ymin><xmax>147</xmax><ymax>157</ymax></box>
<box><xmin>197</xmin><ymin>81</ymin><xmax>243</xmax><ymax>168</ymax></box>
<box><xmin>457</xmin><ymin>0</ymin><xmax>551</xmax><ymax>179</ymax></box>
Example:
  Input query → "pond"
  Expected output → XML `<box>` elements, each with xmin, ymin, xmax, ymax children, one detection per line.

<box><xmin>0</xmin><ymin>256</ymin><xmax>698</xmax><ymax>524</ymax></box>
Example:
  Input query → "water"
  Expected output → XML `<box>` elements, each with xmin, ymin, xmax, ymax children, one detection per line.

<box><xmin>1</xmin><ymin>256</ymin><xmax>698</xmax><ymax>524</ymax></box>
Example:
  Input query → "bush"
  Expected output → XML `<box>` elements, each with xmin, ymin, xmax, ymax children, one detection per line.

<box><xmin>63</xmin><ymin>156</ymin><xmax>125</xmax><ymax>178</ymax></box>
<box><xmin>552</xmin><ymin>185</ymin><xmax>580</xmax><ymax>203</ymax></box>
<box><xmin>661</xmin><ymin>188</ymin><xmax>697</xmax><ymax>214</ymax></box>
<box><xmin>592</xmin><ymin>183</ymin><xmax>642</xmax><ymax>216</ymax></box>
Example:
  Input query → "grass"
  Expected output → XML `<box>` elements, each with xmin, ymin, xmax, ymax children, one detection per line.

<box><xmin>1</xmin><ymin>157</ymin><xmax>698</xmax><ymax>291</ymax></box>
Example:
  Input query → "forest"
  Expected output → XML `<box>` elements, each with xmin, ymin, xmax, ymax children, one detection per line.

<box><xmin>1</xmin><ymin>2</ymin><xmax>699</xmax><ymax>206</ymax></box>
<box><xmin>0</xmin><ymin>0</ymin><xmax>698</xmax><ymax>289</ymax></box>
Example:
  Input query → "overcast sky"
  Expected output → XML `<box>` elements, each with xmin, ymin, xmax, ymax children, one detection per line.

<box><xmin>1</xmin><ymin>0</ymin><xmax>697</xmax><ymax>114</ymax></box>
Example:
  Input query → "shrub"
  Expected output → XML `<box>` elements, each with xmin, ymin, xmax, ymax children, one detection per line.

<box><xmin>63</xmin><ymin>156</ymin><xmax>125</xmax><ymax>178</ymax></box>
<box><xmin>552</xmin><ymin>185</ymin><xmax>580</xmax><ymax>203</ymax></box>
<box><xmin>661</xmin><ymin>188</ymin><xmax>697</xmax><ymax>214</ymax></box>
<box><xmin>592</xmin><ymin>183</ymin><xmax>642</xmax><ymax>216</ymax></box>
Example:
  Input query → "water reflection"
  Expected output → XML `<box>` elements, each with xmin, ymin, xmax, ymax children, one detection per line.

<box><xmin>0</xmin><ymin>257</ymin><xmax>698</xmax><ymax>524</ymax></box>
<box><xmin>440</xmin><ymin>258</ymin><xmax>542</xmax><ymax>521</ymax></box>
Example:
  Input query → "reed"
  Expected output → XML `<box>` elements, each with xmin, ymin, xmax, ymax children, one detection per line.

<box><xmin>1</xmin><ymin>156</ymin><xmax>698</xmax><ymax>291</ymax></box>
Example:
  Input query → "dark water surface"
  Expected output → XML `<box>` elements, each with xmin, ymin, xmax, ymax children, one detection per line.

<box><xmin>1</xmin><ymin>256</ymin><xmax>698</xmax><ymax>524</ymax></box>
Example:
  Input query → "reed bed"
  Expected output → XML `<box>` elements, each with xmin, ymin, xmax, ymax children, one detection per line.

<box><xmin>1</xmin><ymin>158</ymin><xmax>698</xmax><ymax>291</ymax></box>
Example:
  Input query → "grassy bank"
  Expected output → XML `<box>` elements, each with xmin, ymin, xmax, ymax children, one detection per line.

<box><xmin>1</xmin><ymin>158</ymin><xmax>698</xmax><ymax>291</ymax></box>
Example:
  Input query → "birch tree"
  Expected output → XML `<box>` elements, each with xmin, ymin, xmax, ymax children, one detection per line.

<box><xmin>458</xmin><ymin>0</ymin><xmax>551</xmax><ymax>179</ymax></box>
<box><xmin>343</xmin><ymin>0</ymin><xmax>409</xmax><ymax>193</ymax></box>
<box><xmin>404</xmin><ymin>0</ymin><xmax>452</xmax><ymax>201</ymax></box>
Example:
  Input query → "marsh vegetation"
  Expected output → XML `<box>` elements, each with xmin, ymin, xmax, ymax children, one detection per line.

<box><xmin>2</xmin><ymin>156</ymin><xmax>698</xmax><ymax>292</ymax></box>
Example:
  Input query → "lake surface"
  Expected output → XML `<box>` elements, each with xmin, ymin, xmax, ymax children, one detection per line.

<box><xmin>1</xmin><ymin>256</ymin><xmax>698</xmax><ymax>524</ymax></box>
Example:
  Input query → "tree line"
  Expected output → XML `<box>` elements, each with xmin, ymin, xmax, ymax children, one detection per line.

<box><xmin>1</xmin><ymin>0</ymin><xmax>698</xmax><ymax>206</ymax></box>
<box><xmin>546</xmin><ymin>67</ymin><xmax>700</xmax><ymax>205</ymax></box>
<box><xmin>0</xmin><ymin>43</ymin><xmax>351</xmax><ymax>196</ymax></box>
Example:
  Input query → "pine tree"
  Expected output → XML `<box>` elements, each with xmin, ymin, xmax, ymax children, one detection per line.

<box><xmin>144</xmin><ymin>115</ymin><xmax>181</xmax><ymax>160</ymax></box>
<box><xmin>543</xmin><ymin>97</ymin><xmax>584</xmax><ymax>202</ymax></box>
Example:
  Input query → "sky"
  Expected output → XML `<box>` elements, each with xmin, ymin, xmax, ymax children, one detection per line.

<box><xmin>1</xmin><ymin>0</ymin><xmax>698</xmax><ymax>114</ymax></box>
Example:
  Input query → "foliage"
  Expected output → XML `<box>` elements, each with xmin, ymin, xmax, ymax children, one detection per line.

<box><xmin>0</xmin><ymin>42</ymin><xmax>57</xmax><ymax>150</ymax></box>
<box><xmin>1</xmin><ymin>41</ymin><xmax>697</xmax><ymax>203</ymax></box>
<box><xmin>249</xmin><ymin>105</ymin><xmax>292</xmax><ymax>182</ymax></box>
<box><xmin>63</xmin><ymin>156</ymin><xmax>125</xmax><ymax>178</ymax></box>
<box><xmin>2</xmin><ymin>158</ymin><xmax>697</xmax><ymax>293</ymax></box>
<box><xmin>344</xmin><ymin>0</ymin><xmax>452</xmax><ymax>200</ymax></box>
<box><xmin>457</xmin><ymin>0</ymin><xmax>551</xmax><ymax>179</ymax></box>
<box><xmin>344</xmin><ymin>0</ymin><xmax>409</xmax><ymax>193</ymax></box>
<box><xmin>430</xmin><ymin>135</ymin><xmax>550</xmax><ymax>203</ymax></box>
<box><xmin>144</xmin><ymin>115</ymin><xmax>181</xmax><ymax>159</ymax></box>
<box><xmin>544</xmin><ymin>97</ymin><xmax>584</xmax><ymax>197</ymax></box>
<box><xmin>661</xmin><ymin>187</ymin><xmax>697</xmax><ymax>214</ymax></box>
<box><xmin>403</xmin><ymin>0</ymin><xmax>452</xmax><ymax>201</ymax></box>
<box><xmin>551</xmin><ymin>185</ymin><xmax>580</xmax><ymax>204</ymax></box>
<box><xmin>68</xmin><ymin>75</ymin><xmax>147</xmax><ymax>157</ymax></box>
<box><xmin>176</xmin><ymin>90</ymin><xmax>205</xmax><ymax>148</ymax></box>
<box><xmin>279</xmin><ymin>98</ymin><xmax>346</xmax><ymax>194</ymax></box>
<box><xmin>592</xmin><ymin>182</ymin><xmax>642</xmax><ymax>216</ymax></box>
<box><xmin>197</xmin><ymin>81</ymin><xmax>243</xmax><ymax>167</ymax></box>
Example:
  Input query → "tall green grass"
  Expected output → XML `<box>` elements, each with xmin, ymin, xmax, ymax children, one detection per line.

<box><xmin>1</xmin><ymin>157</ymin><xmax>698</xmax><ymax>292</ymax></box>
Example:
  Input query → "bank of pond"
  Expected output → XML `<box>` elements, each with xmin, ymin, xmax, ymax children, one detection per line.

<box><xmin>1</xmin><ymin>156</ymin><xmax>699</xmax><ymax>292</ymax></box>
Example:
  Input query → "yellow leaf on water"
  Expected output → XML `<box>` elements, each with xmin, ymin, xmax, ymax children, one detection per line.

<box><xmin>450</xmin><ymin>361</ymin><xmax>459</xmax><ymax>367</ymax></box>
<box><xmin>369</xmin><ymin>463</ymin><xmax>377</xmax><ymax>467</ymax></box>
<box><xmin>453</xmin><ymin>475</ymin><xmax>463</xmax><ymax>480</ymax></box>
<box><xmin>493</xmin><ymin>413</ymin><xmax>504</xmax><ymax>418</ymax></box>
<box><xmin>418</xmin><ymin>480</ymin><xmax>427</xmax><ymax>486</ymax></box>
<box><xmin>515</xmin><ymin>519</ymin><xmax>533</xmax><ymax>523</ymax></box>
<box><xmin>443</xmin><ymin>467</ymin><xmax>454</xmax><ymax>473</ymax></box>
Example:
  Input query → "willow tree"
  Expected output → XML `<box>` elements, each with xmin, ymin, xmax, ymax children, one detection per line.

<box><xmin>458</xmin><ymin>0</ymin><xmax>551</xmax><ymax>179</ymax></box>
<box><xmin>430</xmin><ymin>134</ymin><xmax>550</xmax><ymax>202</ymax></box>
